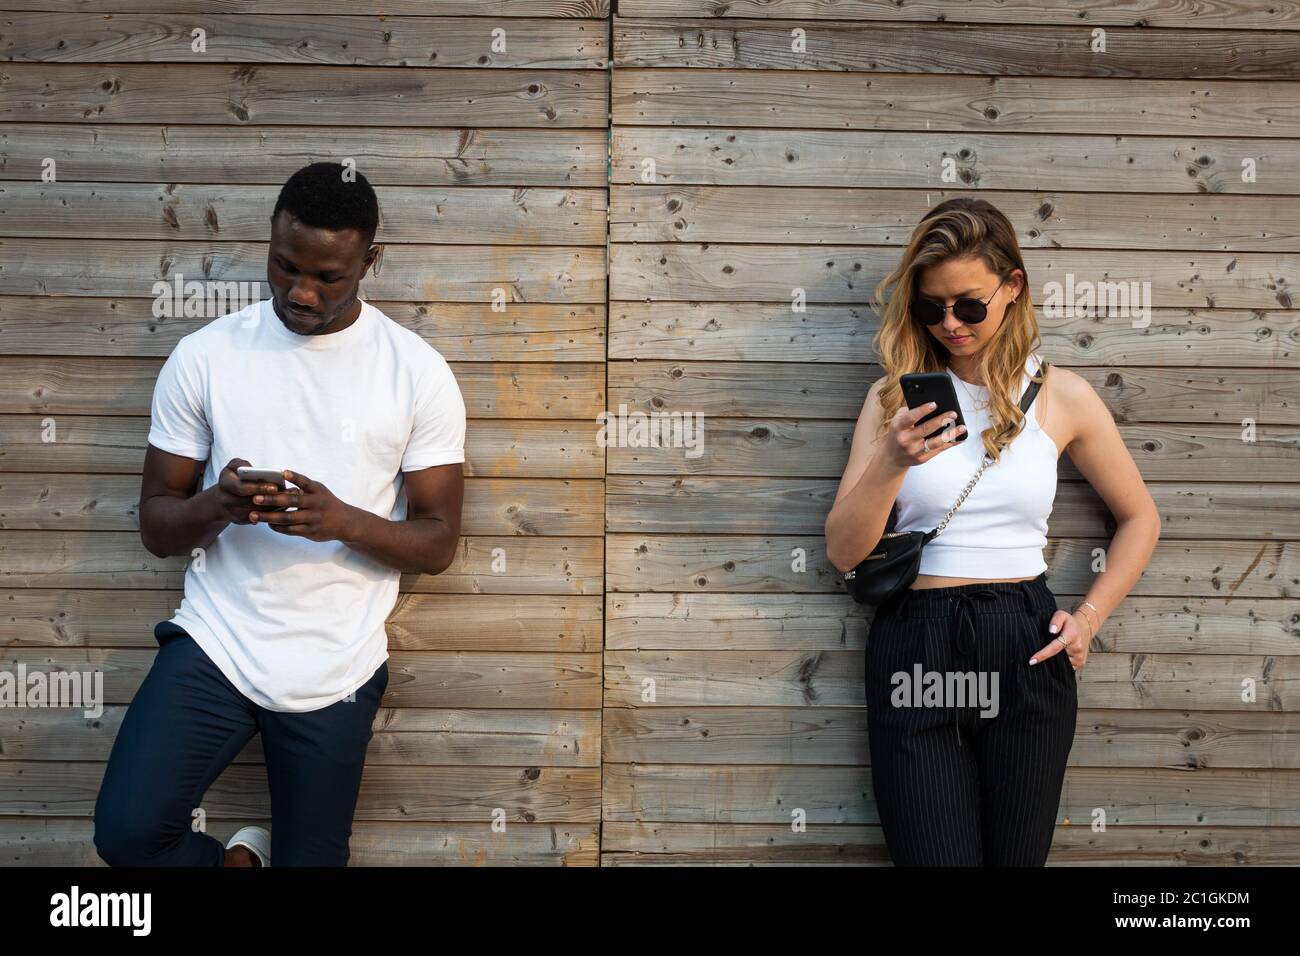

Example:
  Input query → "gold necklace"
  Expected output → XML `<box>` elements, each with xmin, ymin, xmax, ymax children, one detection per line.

<box><xmin>949</xmin><ymin>368</ymin><xmax>987</xmax><ymax>410</ymax></box>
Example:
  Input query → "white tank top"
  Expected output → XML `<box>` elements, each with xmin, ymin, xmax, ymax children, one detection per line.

<box><xmin>893</xmin><ymin>354</ymin><xmax>1058</xmax><ymax>578</ymax></box>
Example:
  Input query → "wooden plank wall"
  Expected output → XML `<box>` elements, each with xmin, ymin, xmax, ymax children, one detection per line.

<box><xmin>3</xmin><ymin>0</ymin><xmax>1299</xmax><ymax>869</ymax></box>
<box><xmin>0</xmin><ymin>0</ymin><xmax>610</xmax><ymax>866</ymax></box>
<box><xmin>605</xmin><ymin>0</ymin><xmax>1300</xmax><ymax>865</ymax></box>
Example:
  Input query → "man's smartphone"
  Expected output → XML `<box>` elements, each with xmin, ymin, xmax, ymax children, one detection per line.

<box><xmin>235</xmin><ymin>466</ymin><xmax>290</xmax><ymax>512</ymax></box>
<box><xmin>899</xmin><ymin>372</ymin><xmax>968</xmax><ymax>442</ymax></box>
<box><xmin>236</xmin><ymin>466</ymin><xmax>287</xmax><ymax>489</ymax></box>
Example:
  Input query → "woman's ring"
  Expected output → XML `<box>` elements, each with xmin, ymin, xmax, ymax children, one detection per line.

<box><xmin>923</xmin><ymin>437</ymin><xmax>931</xmax><ymax>452</ymax></box>
<box><xmin>1055</xmin><ymin>636</ymin><xmax>1070</xmax><ymax>649</ymax></box>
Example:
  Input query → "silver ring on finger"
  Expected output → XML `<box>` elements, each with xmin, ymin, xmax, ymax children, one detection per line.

<box><xmin>923</xmin><ymin>437</ymin><xmax>931</xmax><ymax>452</ymax></box>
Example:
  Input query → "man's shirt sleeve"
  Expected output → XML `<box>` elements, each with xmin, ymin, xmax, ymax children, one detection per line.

<box><xmin>402</xmin><ymin>353</ymin><xmax>467</xmax><ymax>471</ymax></box>
<box><xmin>147</xmin><ymin>337</ymin><xmax>213</xmax><ymax>461</ymax></box>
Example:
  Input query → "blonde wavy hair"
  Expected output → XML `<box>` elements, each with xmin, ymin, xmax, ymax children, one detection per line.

<box><xmin>872</xmin><ymin>197</ymin><xmax>1043</xmax><ymax>463</ymax></box>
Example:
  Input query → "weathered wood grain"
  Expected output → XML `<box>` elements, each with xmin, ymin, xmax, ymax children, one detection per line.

<box><xmin>0</xmin><ymin>760</ymin><xmax>603</xmax><ymax>822</ymax></box>
<box><xmin>611</xmin><ymin>244</ymin><xmax>1300</xmax><ymax>310</ymax></box>
<box><xmin>0</xmin><ymin>531</ymin><xmax>604</xmax><ymax>593</ymax></box>
<box><xmin>1</xmin><ymin>183</ymin><xmax>608</xmax><ymax>244</ymax></box>
<box><xmin>0</xmin><ymin>358</ymin><xmax>605</xmax><ymax>418</ymax></box>
<box><xmin>617</xmin><ymin>0</ymin><xmax>1300</xmax><ymax>31</ymax></box>
<box><xmin>613</xmin><ymin>68</ymin><xmax>1300</xmax><ymax>136</ymax></box>
<box><xmin>615</xmin><ymin>20</ymin><xmax>1300</xmax><ymax>78</ymax></box>
<box><xmin>602</xmin><ymin>707</ymin><xmax>1300</xmax><ymax>768</ymax></box>
<box><xmin>605</xmin><ymin>592</ymin><xmax>1300</xmax><ymax>656</ymax></box>
<box><xmin>0</xmin><ymin>240</ymin><xmax>605</xmax><ymax>301</ymax></box>
<box><xmin>0</xmin><ymin>124</ymin><xmax>608</xmax><ymax>186</ymax></box>
<box><xmin>1</xmin><ymin>705</ymin><xmax>601</xmax><ymax>765</ymax></box>
<box><xmin>4</xmin><ymin>15</ymin><xmax>608</xmax><ymax>69</ymax></box>
<box><xmin>607</xmin><ymin>361</ymin><xmax>1300</xmax><ymax>424</ymax></box>
<box><xmin>609</xmin><ymin>302</ymin><xmax>1300</xmax><ymax>367</ymax></box>
<box><xmin>0</xmin><ymin>588</ymin><xmax>603</xmax><ymax>650</ymax></box>
<box><xmin>605</xmin><ymin>535</ymin><xmax>1299</xmax><ymax>597</ymax></box>
<box><xmin>0</xmin><ymin>297</ymin><xmax>606</xmax><ymax>361</ymax></box>
<box><xmin>0</xmin><ymin>65</ymin><xmax>608</xmax><ymax>127</ymax></box>
<box><xmin>0</xmin><ymin>474</ymin><xmax>606</xmax><ymax>536</ymax></box>
<box><xmin>0</xmin><ymin>819</ymin><xmax>601</xmax><ymax>867</ymax></box>
<box><xmin>610</xmin><ymin>186</ymin><xmax>1300</xmax><ymax>250</ymax></box>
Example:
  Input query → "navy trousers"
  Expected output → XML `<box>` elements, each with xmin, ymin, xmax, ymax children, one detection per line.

<box><xmin>93</xmin><ymin>622</ymin><xmax>388</xmax><ymax>867</ymax></box>
<box><xmin>865</xmin><ymin>572</ymin><xmax>1077</xmax><ymax>866</ymax></box>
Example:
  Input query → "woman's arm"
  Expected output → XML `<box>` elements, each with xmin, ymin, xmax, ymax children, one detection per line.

<box><xmin>1051</xmin><ymin>368</ymin><xmax>1162</xmax><ymax>654</ymax></box>
<box><xmin>826</xmin><ymin>379</ymin><xmax>962</xmax><ymax>572</ymax></box>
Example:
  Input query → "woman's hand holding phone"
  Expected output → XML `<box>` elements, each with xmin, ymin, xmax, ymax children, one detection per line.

<box><xmin>884</xmin><ymin>402</ymin><xmax>967</xmax><ymax>470</ymax></box>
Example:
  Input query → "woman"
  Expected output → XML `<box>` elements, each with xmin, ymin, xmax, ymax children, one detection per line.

<box><xmin>826</xmin><ymin>197</ymin><xmax>1161</xmax><ymax>866</ymax></box>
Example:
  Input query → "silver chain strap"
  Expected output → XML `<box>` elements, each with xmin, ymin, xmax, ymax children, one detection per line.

<box><xmin>932</xmin><ymin>454</ymin><xmax>994</xmax><ymax>537</ymax></box>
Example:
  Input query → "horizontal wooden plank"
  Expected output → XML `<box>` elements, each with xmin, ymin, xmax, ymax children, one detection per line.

<box><xmin>602</xmin><ymin>764</ymin><xmax>1300</xmax><ymax>824</ymax></box>
<box><xmin>612</xmin><ymin>127</ymin><xmax>1300</xmax><ymax>192</ymax></box>
<box><xmin>0</xmin><ymin>297</ymin><xmax>606</xmax><ymax>361</ymax></box>
<box><xmin>614</xmin><ymin>20</ymin><xmax>1300</xmax><ymax>78</ymax></box>
<box><xmin>0</xmin><ymin>760</ymin><xmax>602</xmax><ymax>822</ymax></box>
<box><xmin>0</xmin><ymin>647</ymin><xmax>603</xmax><ymax>708</ymax></box>
<box><xmin>606</xmin><ymin>592</ymin><xmax>1300</xmax><ymax>656</ymax></box>
<box><xmin>606</xmin><ymin>416</ymin><xmax>1300</xmax><ymax>483</ymax></box>
<box><xmin>610</xmin><ymin>302</ymin><xmax>1300</xmax><ymax>367</ymax></box>
<box><xmin>611</xmin><ymin>244</ymin><xmax>1300</xmax><ymax>309</ymax></box>
<box><xmin>603</xmin><ymin>707</ymin><xmax>1300</xmax><ymax>768</ymax></box>
<box><xmin>0</xmin><ymin>532</ymin><xmax>604</xmax><ymax>593</ymax></box>
<box><xmin>0</xmin><ymin>65</ymin><xmax>608</xmax><ymax>127</ymax></box>
<box><xmin>602</xmin><ymin>821</ymin><xmax>888</xmax><ymax>865</ymax></box>
<box><xmin>1</xmin><ymin>705</ymin><xmax>601</xmax><ymax>765</ymax></box>
<box><xmin>613</xmin><ymin>69</ymin><xmax>1299</xmax><ymax>136</ymax></box>
<box><xmin>617</xmin><ymin>1</ymin><xmax>1300</xmax><ymax>31</ymax></box>
<box><xmin>0</xmin><ymin>474</ymin><xmax>605</xmax><ymax>536</ymax></box>
<box><xmin>0</xmin><ymin>589</ymin><xmax>603</xmax><ymax>651</ymax></box>
<box><xmin>603</xmin><ymin>477</ymin><xmax>1300</xmax><ymax>539</ymax></box>
<box><xmin>0</xmin><ymin>819</ymin><xmax>601</xmax><ymax>867</ymax></box>
<box><xmin>0</xmin><ymin>183</ymin><xmax>607</xmax><ymax>244</ymax></box>
<box><xmin>23</xmin><ymin>1</ymin><xmax>610</xmax><ymax>14</ymax></box>
<box><xmin>606</xmin><ymin>535</ymin><xmax>1300</xmax><ymax>597</ymax></box>
<box><xmin>5</xmin><ymin>15</ymin><xmax>608</xmax><ymax>69</ymax></box>
<box><xmin>608</xmin><ymin>361</ymin><xmax>1300</xmax><ymax>424</ymax></box>
<box><xmin>0</xmin><ymin>124</ymin><xmax>608</xmax><ymax>186</ymax></box>
<box><xmin>0</xmin><ymin>358</ymin><xmax>604</xmax><ymax>418</ymax></box>
<box><xmin>611</xmin><ymin>186</ymin><xmax>1300</xmax><ymax>250</ymax></box>
<box><xmin>600</xmin><ymin>822</ymin><xmax>1300</xmax><ymax>866</ymax></box>
<box><xmin>602</xmin><ymin>650</ymin><xmax>1300</xmax><ymax>710</ymax></box>
<box><xmin>0</xmin><ymin>415</ymin><xmax>603</xmax><ymax>478</ymax></box>
<box><xmin>0</xmin><ymin>240</ymin><xmax>605</xmax><ymax>302</ymax></box>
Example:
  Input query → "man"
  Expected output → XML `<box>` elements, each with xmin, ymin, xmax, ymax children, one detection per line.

<box><xmin>93</xmin><ymin>163</ymin><xmax>466</xmax><ymax>866</ymax></box>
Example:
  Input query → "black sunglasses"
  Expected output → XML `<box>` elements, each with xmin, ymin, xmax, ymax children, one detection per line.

<box><xmin>910</xmin><ymin>276</ymin><xmax>1009</xmax><ymax>326</ymax></box>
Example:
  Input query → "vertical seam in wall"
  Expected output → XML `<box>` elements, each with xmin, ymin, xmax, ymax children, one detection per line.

<box><xmin>598</xmin><ymin>0</ymin><xmax>615</xmax><ymax>867</ymax></box>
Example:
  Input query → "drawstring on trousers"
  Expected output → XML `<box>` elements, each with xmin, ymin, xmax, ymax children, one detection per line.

<box><xmin>898</xmin><ymin>580</ymin><xmax>1043</xmax><ymax>749</ymax></box>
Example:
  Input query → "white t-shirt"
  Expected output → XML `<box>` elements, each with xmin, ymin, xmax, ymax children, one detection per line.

<box><xmin>147</xmin><ymin>297</ymin><xmax>466</xmax><ymax>712</ymax></box>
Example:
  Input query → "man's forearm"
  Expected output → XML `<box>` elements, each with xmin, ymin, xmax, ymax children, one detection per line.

<box><xmin>140</xmin><ymin>487</ymin><xmax>231</xmax><ymax>558</ymax></box>
<box><xmin>339</xmin><ymin>506</ymin><xmax>458</xmax><ymax>575</ymax></box>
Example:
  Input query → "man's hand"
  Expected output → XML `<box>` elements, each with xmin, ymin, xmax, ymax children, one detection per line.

<box><xmin>249</xmin><ymin>469</ymin><xmax>359</xmax><ymax>543</ymax></box>
<box><xmin>214</xmin><ymin>457</ymin><xmax>285</xmax><ymax>525</ymax></box>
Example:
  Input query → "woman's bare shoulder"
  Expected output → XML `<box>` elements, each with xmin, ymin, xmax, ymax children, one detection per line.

<box><xmin>1041</xmin><ymin>363</ymin><xmax>1109</xmax><ymax>447</ymax></box>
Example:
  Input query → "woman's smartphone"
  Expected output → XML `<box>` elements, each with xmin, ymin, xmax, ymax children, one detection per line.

<box><xmin>899</xmin><ymin>372</ymin><xmax>967</xmax><ymax>442</ymax></box>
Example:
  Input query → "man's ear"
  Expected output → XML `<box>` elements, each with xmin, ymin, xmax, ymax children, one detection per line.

<box><xmin>368</xmin><ymin>244</ymin><xmax>384</xmax><ymax>277</ymax></box>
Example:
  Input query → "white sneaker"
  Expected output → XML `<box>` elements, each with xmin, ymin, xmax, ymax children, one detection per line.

<box><xmin>226</xmin><ymin>826</ymin><xmax>271</xmax><ymax>867</ymax></box>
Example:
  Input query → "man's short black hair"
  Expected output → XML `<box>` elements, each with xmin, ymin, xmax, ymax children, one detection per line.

<box><xmin>272</xmin><ymin>162</ymin><xmax>379</xmax><ymax>245</ymax></box>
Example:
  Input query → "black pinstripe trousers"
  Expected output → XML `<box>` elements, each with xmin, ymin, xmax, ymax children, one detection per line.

<box><xmin>865</xmin><ymin>572</ymin><xmax>1077</xmax><ymax>866</ymax></box>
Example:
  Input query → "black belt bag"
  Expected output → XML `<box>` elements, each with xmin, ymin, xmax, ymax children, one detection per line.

<box><xmin>842</xmin><ymin>363</ymin><xmax>1047</xmax><ymax>606</ymax></box>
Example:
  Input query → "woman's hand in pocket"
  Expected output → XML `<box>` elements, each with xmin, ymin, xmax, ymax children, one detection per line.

<box><xmin>1029</xmin><ymin>609</ymin><xmax>1089</xmax><ymax>671</ymax></box>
